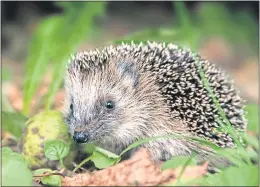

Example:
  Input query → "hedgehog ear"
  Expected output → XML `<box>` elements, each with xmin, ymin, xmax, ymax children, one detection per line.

<box><xmin>117</xmin><ymin>60</ymin><xmax>140</xmax><ymax>88</ymax></box>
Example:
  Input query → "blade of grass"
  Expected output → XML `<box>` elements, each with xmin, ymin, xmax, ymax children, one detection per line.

<box><xmin>174</xmin><ymin>1</ymin><xmax>192</xmax><ymax>31</ymax></box>
<box><xmin>173</xmin><ymin>1</ymin><xmax>199</xmax><ymax>50</ymax></box>
<box><xmin>119</xmin><ymin>133</ymin><xmax>222</xmax><ymax>158</ymax></box>
<box><xmin>242</xmin><ymin>133</ymin><xmax>259</xmax><ymax>150</ymax></box>
<box><xmin>22</xmin><ymin>17</ymin><xmax>61</xmax><ymax>116</ymax></box>
<box><xmin>193</xmin><ymin>54</ymin><xmax>242</xmax><ymax>148</ymax></box>
<box><xmin>44</xmin><ymin>56</ymin><xmax>70</xmax><ymax>109</ymax></box>
<box><xmin>118</xmin><ymin>132</ymin><xmax>248</xmax><ymax>168</ymax></box>
<box><xmin>44</xmin><ymin>2</ymin><xmax>106</xmax><ymax>109</ymax></box>
<box><xmin>175</xmin><ymin>153</ymin><xmax>196</xmax><ymax>185</ymax></box>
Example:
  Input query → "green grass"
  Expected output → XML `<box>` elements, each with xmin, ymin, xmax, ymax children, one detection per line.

<box><xmin>245</xmin><ymin>104</ymin><xmax>259</xmax><ymax>133</ymax></box>
<box><xmin>22</xmin><ymin>2</ymin><xmax>106</xmax><ymax>116</ymax></box>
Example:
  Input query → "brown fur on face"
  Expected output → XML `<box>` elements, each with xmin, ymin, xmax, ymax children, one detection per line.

<box><xmin>63</xmin><ymin>55</ymin><xmax>193</xmax><ymax>158</ymax></box>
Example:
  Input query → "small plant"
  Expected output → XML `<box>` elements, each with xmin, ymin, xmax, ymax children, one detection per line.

<box><xmin>44</xmin><ymin>140</ymin><xmax>70</xmax><ymax>169</ymax></box>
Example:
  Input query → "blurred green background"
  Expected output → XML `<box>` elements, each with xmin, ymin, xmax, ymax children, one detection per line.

<box><xmin>2</xmin><ymin>1</ymin><xmax>259</xmax><ymax>117</ymax></box>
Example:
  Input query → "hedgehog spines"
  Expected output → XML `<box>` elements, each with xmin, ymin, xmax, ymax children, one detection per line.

<box><xmin>67</xmin><ymin>41</ymin><xmax>247</xmax><ymax>148</ymax></box>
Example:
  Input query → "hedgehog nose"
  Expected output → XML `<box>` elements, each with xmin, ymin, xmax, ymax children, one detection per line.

<box><xmin>73</xmin><ymin>132</ymin><xmax>89</xmax><ymax>144</ymax></box>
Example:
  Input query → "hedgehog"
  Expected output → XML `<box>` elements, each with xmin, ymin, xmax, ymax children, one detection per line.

<box><xmin>63</xmin><ymin>41</ymin><xmax>247</xmax><ymax>165</ymax></box>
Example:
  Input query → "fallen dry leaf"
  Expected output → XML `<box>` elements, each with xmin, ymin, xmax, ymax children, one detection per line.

<box><xmin>62</xmin><ymin>149</ymin><xmax>208</xmax><ymax>186</ymax></box>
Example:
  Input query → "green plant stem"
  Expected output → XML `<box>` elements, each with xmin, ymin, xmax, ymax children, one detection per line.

<box><xmin>72</xmin><ymin>155</ymin><xmax>93</xmax><ymax>173</ymax></box>
<box><xmin>59</xmin><ymin>159</ymin><xmax>65</xmax><ymax>169</ymax></box>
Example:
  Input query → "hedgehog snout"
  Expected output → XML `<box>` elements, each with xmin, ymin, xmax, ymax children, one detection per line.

<box><xmin>72</xmin><ymin>124</ymin><xmax>92</xmax><ymax>144</ymax></box>
<box><xmin>73</xmin><ymin>131</ymin><xmax>89</xmax><ymax>144</ymax></box>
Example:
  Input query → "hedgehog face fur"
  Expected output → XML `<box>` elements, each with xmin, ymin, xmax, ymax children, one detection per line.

<box><xmin>64</xmin><ymin>55</ymin><xmax>185</xmax><ymax>155</ymax></box>
<box><xmin>63</xmin><ymin>41</ymin><xmax>247</xmax><ymax>162</ymax></box>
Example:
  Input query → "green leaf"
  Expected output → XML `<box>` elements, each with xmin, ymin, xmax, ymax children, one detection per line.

<box><xmin>33</xmin><ymin>168</ymin><xmax>62</xmax><ymax>186</ymax></box>
<box><xmin>2</xmin><ymin>147</ymin><xmax>13</xmax><ymax>154</ymax></box>
<box><xmin>202</xmin><ymin>165</ymin><xmax>258</xmax><ymax>186</ymax></box>
<box><xmin>42</xmin><ymin>175</ymin><xmax>62</xmax><ymax>186</ymax></box>
<box><xmin>245</xmin><ymin>104</ymin><xmax>258</xmax><ymax>133</ymax></box>
<box><xmin>2</xmin><ymin>147</ymin><xmax>33</xmax><ymax>186</ymax></box>
<box><xmin>161</xmin><ymin>156</ymin><xmax>197</xmax><ymax>171</ymax></box>
<box><xmin>84</xmin><ymin>143</ymin><xmax>97</xmax><ymax>154</ymax></box>
<box><xmin>94</xmin><ymin>146</ymin><xmax>120</xmax><ymax>159</ymax></box>
<box><xmin>44</xmin><ymin>139</ymin><xmax>70</xmax><ymax>161</ymax></box>
<box><xmin>91</xmin><ymin>147</ymin><xmax>120</xmax><ymax>169</ymax></box>
<box><xmin>73</xmin><ymin>146</ymin><xmax>120</xmax><ymax>172</ymax></box>
<box><xmin>91</xmin><ymin>148</ymin><xmax>120</xmax><ymax>169</ymax></box>
<box><xmin>2</xmin><ymin>111</ymin><xmax>28</xmax><ymax>138</ymax></box>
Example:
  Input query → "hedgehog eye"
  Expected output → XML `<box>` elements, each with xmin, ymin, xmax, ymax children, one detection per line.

<box><xmin>104</xmin><ymin>100</ymin><xmax>115</xmax><ymax>110</ymax></box>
